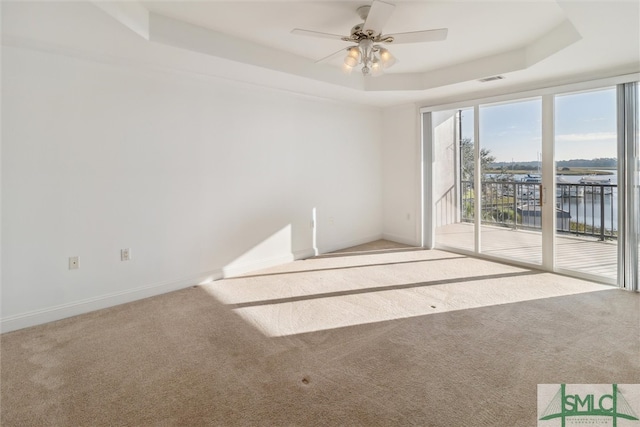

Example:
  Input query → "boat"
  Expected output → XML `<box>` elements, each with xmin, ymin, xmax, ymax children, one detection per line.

<box><xmin>521</xmin><ymin>174</ymin><xmax>541</xmax><ymax>183</ymax></box>
<box><xmin>579</xmin><ymin>175</ymin><xmax>613</xmax><ymax>194</ymax></box>
<box><xmin>579</xmin><ymin>175</ymin><xmax>612</xmax><ymax>185</ymax></box>
<box><xmin>518</xmin><ymin>175</ymin><xmax>586</xmax><ymax>200</ymax></box>
<box><xmin>556</xmin><ymin>176</ymin><xmax>584</xmax><ymax>198</ymax></box>
<box><xmin>515</xmin><ymin>175</ymin><xmax>540</xmax><ymax>200</ymax></box>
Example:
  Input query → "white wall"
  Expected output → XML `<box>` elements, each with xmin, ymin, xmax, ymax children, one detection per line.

<box><xmin>381</xmin><ymin>104</ymin><xmax>421</xmax><ymax>246</ymax></box>
<box><xmin>1</xmin><ymin>46</ymin><xmax>382</xmax><ymax>331</ymax></box>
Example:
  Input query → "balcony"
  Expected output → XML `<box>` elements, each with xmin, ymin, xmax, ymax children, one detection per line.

<box><xmin>436</xmin><ymin>180</ymin><xmax>618</xmax><ymax>281</ymax></box>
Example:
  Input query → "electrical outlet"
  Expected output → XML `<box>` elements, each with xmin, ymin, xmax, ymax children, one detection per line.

<box><xmin>69</xmin><ymin>256</ymin><xmax>79</xmax><ymax>270</ymax></box>
<box><xmin>121</xmin><ymin>248</ymin><xmax>132</xmax><ymax>261</ymax></box>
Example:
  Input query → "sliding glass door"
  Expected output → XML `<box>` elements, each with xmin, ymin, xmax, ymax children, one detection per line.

<box><xmin>427</xmin><ymin>79</ymin><xmax>639</xmax><ymax>287</ymax></box>
<box><xmin>479</xmin><ymin>99</ymin><xmax>543</xmax><ymax>265</ymax></box>
<box><xmin>554</xmin><ymin>88</ymin><xmax>618</xmax><ymax>281</ymax></box>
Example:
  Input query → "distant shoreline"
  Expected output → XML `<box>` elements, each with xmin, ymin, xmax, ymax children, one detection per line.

<box><xmin>486</xmin><ymin>168</ymin><xmax>614</xmax><ymax>176</ymax></box>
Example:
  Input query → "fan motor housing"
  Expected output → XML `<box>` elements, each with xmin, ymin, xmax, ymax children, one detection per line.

<box><xmin>349</xmin><ymin>23</ymin><xmax>376</xmax><ymax>41</ymax></box>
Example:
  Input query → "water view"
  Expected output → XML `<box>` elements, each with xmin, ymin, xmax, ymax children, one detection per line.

<box><xmin>461</xmin><ymin>166</ymin><xmax>619</xmax><ymax>240</ymax></box>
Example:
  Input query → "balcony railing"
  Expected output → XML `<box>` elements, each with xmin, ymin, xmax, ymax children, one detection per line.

<box><xmin>461</xmin><ymin>180</ymin><xmax>617</xmax><ymax>240</ymax></box>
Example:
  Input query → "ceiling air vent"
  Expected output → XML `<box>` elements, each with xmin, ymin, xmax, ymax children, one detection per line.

<box><xmin>479</xmin><ymin>75</ymin><xmax>505</xmax><ymax>83</ymax></box>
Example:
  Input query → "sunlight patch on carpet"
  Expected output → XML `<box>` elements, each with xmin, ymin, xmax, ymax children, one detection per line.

<box><xmin>203</xmin><ymin>271</ymin><xmax>614</xmax><ymax>337</ymax></box>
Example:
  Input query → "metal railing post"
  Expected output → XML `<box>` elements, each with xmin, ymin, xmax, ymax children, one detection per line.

<box><xmin>513</xmin><ymin>183</ymin><xmax>518</xmax><ymax>229</ymax></box>
<box><xmin>600</xmin><ymin>186</ymin><xmax>606</xmax><ymax>241</ymax></box>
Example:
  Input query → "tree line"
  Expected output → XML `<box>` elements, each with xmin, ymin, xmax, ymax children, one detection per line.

<box><xmin>460</xmin><ymin>138</ymin><xmax>616</xmax><ymax>183</ymax></box>
<box><xmin>491</xmin><ymin>158</ymin><xmax>616</xmax><ymax>169</ymax></box>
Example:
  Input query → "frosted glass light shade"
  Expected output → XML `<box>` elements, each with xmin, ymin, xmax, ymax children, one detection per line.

<box><xmin>379</xmin><ymin>48</ymin><xmax>396</xmax><ymax>69</ymax></box>
<box><xmin>344</xmin><ymin>55</ymin><xmax>358</xmax><ymax>67</ymax></box>
<box><xmin>347</xmin><ymin>47</ymin><xmax>361</xmax><ymax>60</ymax></box>
<box><xmin>342</xmin><ymin>63</ymin><xmax>354</xmax><ymax>74</ymax></box>
<box><xmin>371</xmin><ymin>61</ymin><xmax>383</xmax><ymax>77</ymax></box>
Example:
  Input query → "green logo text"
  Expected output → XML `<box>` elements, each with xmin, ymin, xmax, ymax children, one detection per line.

<box><xmin>540</xmin><ymin>384</ymin><xmax>639</xmax><ymax>427</ymax></box>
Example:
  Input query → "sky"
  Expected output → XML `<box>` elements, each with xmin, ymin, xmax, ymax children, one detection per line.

<box><xmin>460</xmin><ymin>88</ymin><xmax>618</xmax><ymax>163</ymax></box>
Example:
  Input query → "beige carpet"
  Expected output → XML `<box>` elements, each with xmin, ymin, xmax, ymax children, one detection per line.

<box><xmin>1</xmin><ymin>240</ymin><xmax>639</xmax><ymax>426</ymax></box>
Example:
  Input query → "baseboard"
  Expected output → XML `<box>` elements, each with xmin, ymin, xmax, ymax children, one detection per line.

<box><xmin>0</xmin><ymin>245</ymin><xmax>349</xmax><ymax>333</ymax></box>
<box><xmin>0</xmin><ymin>268</ymin><xmax>224</xmax><ymax>334</ymax></box>
<box><xmin>382</xmin><ymin>232</ymin><xmax>420</xmax><ymax>247</ymax></box>
<box><xmin>1</xmin><ymin>248</ymin><xmax>319</xmax><ymax>333</ymax></box>
<box><xmin>317</xmin><ymin>233</ymin><xmax>384</xmax><ymax>254</ymax></box>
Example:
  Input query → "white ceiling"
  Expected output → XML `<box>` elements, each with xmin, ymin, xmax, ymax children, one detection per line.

<box><xmin>2</xmin><ymin>1</ymin><xmax>639</xmax><ymax>107</ymax></box>
<box><xmin>143</xmin><ymin>1</ymin><xmax>570</xmax><ymax>74</ymax></box>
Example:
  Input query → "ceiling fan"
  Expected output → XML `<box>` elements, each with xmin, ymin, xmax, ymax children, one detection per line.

<box><xmin>291</xmin><ymin>0</ymin><xmax>448</xmax><ymax>76</ymax></box>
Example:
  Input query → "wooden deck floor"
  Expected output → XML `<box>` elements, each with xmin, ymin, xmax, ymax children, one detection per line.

<box><xmin>436</xmin><ymin>222</ymin><xmax>617</xmax><ymax>281</ymax></box>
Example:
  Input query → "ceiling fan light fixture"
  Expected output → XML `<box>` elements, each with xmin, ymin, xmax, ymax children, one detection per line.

<box><xmin>342</xmin><ymin>42</ymin><xmax>393</xmax><ymax>77</ymax></box>
<box><xmin>344</xmin><ymin>55</ymin><xmax>359</xmax><ymax>68</ymax></box>
<box><xmin>292</xmin><ymin>1</ymin><xmax>448</xmax><ymax>77</ymax></box>
<box><xmin>342</xmin><ymin>63</ymin><xmax>354</xmax><ymax>75</ymax></box>
<box><xmin>359</xmin><ymin>39</ymin><xmax>373</xmax><ymax>55</ymax></box>
<box><xmin>378</xmin><ymin>47</ymin><xmax>396</xmax><ymax>69</ymax></box>
<box><xmin>371</xmin><ymin>60</ymin><xmax>384</xmax><ymax>77</ymax></box>
<box><xmin>347</xmin><ymin>46</ymin><xmax>361</xmax><ymax>60</ymax></box>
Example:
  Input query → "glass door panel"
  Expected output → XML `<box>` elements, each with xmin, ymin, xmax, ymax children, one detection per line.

<box><xmin>554</xmin><ymin>88</ymin><xmax>618</xmax><ymax>282</ymax></box>
<box><xmin>434</xmin><ymin>108</ymin><xmax>475</xmax><ymax>252</ymax></box>
<box><xmin>479</xmin><ymin>99</ymin><xmax>543</xmax><ymax>265</ymax></box>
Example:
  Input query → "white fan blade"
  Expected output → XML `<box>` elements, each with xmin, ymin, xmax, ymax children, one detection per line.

<box><xmin>291</xmin><ymin>28</ymin><xmax>347</xmax><ymax>41</ymax></box>
<box><xmin>363</xmin><ymin>0</ymin><xmax>395</xmax><ymax>35</ymax></box>
<box><xmin>384</xmin><ymin>28</ymin><xmax>448</xmax><ymax>44</ymax></box>
<box><xmin>315</xmin><ymin>47</ymin><xmax>354</xmax><ymax>63</ymax></box>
